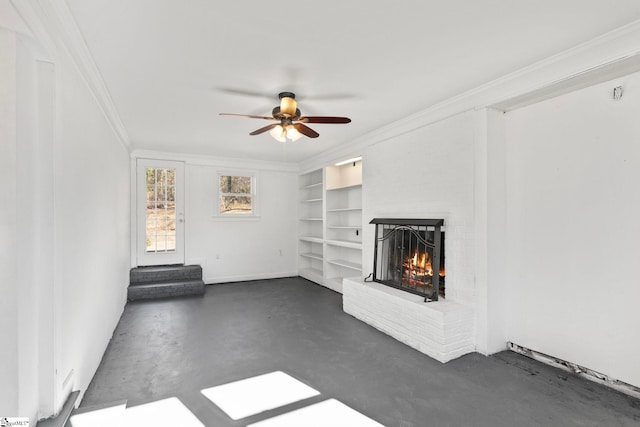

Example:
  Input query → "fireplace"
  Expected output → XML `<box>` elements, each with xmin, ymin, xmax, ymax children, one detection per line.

<box><xmin>370</xmin><ymin>218</ymin><xmax>445</xmax><ymax>301</ymax></box>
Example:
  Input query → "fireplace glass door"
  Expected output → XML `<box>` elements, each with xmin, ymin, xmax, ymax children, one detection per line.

<box><xmin>371</xmin><ymin>219</ymin><xmax>444</xmax><ymax>301</ymax></box>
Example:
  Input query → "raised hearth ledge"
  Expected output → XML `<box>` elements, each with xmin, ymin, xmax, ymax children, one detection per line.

<box><xmin>342</xmin><ymin>277</ymin><xmax>475</xmax><ymax>363</ymax></box>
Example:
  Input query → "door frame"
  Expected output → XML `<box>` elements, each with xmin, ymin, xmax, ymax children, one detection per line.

<box><xmin>135</xmin><ymin>158</ymin><xmax>186</xmax><ymax>266</ymax></box>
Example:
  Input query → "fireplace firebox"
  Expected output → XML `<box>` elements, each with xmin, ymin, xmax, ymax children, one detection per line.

<box><xmin>370</xmin><ymin>218</ymin><xmax>445</xmax><ymax>301</ymax></box>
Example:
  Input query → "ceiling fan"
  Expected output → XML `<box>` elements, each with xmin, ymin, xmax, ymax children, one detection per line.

<box><xmin>219</xmin><ymin>92</ymin><xmax>351</xmax><ymax>142</ymax></box>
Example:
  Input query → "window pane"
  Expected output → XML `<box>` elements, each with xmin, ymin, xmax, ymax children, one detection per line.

<box><xmin>146</xmin><ymin>234</ymin><xmax>157</xmax><ymax>252</ymax></box>
<box><xmin>146</xmin><ymin>201</ymin><xmax>176</xmax><ymax>253</ymax></box>
<box><xmin>147</xmin><ymin>186</ymin><xmax>156</xmax><ymax>202</ymax></box>
<box><xmin>219</xmin><ymin>176</ymin><xmax>251</xmax><ymax>194</ymax></box>
<box><xmin>146</xmin><ymin>168</ymin><xmax>156</xmax><ymax>185</ymax></box>
<box><xmin>220</xmin><ymin>195</ymin><xmax>253</xmax><ymax>214</ymax></box>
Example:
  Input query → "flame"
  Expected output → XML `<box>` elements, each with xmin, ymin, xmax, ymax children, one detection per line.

<box><xmin>409</xmin><ymin>251</ymin><xmax>433</xmax><ymax>276</ymax></box>
<box><xmin>402</xmin><ymin>249</ymin><xmax>444</xmax><ymax>291</ymax></box>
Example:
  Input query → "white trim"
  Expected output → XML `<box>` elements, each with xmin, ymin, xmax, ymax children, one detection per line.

<box><xmin>129</xmin><ymin>158</ymin><xmax>137</xmax><ymax>268</ymax></box>
<box><xmin>131</xmin><ymin>149</ymin><xmax>299</xmax><ymax>172</ymax></box>
<box><xmin>205</xmin><ymin>272</ymin><xmax>298</xmax><ymax>284</ymax></box>
<box><xmin>10</xmin><ymin>0</ymin><xmax>54</xmax><ymax>60</ymax></box>
<box><xmin>136</xmin><ymin>159</ymin><xmax>185</xmax><ymax>266</ymax></box>
<box><xmin>11</xmin><ymin>0</ymin><xmax>130</xmax><ymax>150</ymax></box>
<box><xmin>216</xmin><ymin>171</ymin><xmax>258</xmax><ymax>218</ymax></box>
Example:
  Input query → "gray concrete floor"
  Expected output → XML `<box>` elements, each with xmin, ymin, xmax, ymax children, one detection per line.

<box><xmin>82</xmin><ymin>277</ymin><xmax>640</xmax><ymax>426</ymax></box>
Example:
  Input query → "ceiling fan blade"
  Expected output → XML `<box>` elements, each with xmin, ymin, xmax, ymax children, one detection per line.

<box><xmin>299</xmin><ymin>116</ymin><xmax>351</xmax><ymax>124</ymax></box>
<box><xmin>250</xmin><ymin>124</ymin><xmax>279</xmax><ymax>136</ymax></box>
<box><xmin>219</xmin><ymin>113</ymin><xmax>276</xmax><ymax>120</ymax></box>
<box><xmin>294</xmin><ymin>123</ymin><xmax>320</xmax><ymax>138</ymax></box>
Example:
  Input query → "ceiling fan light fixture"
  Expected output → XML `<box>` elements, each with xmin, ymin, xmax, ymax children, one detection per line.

<box><xmin>269</xmin><ymin>125</ymin><xmax>287</xmax><ymax>142</ymax></box>
<box><xmin>286</xmin><ymin>125</ymin><xmax>303</xmax><ymax>141</ymax></box>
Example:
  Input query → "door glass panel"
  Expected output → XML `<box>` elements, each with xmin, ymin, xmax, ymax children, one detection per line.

<box><xmin>146</xmin><ymin>167</ymin><xmax>177</xmax><ymax>253</ymax></box>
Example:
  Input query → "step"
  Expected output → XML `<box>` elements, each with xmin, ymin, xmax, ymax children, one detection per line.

<box><xmin>129</xmin><ymin>264</ymin><xmax>202</xmax><ymax>285</ymax></box>
<box><xmin>66</xmin><ymin>400</ymin><xmax>127</xmax><ymax>427</ymax></box>
<box><xmin>128</xmin><ymin>279</ymin><xmax>205</xmax><ymax>301</ymax></box>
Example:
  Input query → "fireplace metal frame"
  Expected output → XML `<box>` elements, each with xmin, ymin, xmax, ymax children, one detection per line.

<box><xmin>370</xmin><ymin>218</ymin><xmax>444</xmax><ymax>302</ymax></box>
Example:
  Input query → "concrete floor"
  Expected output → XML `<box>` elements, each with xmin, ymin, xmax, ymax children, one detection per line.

<box><xmin>82</xmin><ymin>277</ymin><xmax>640</xmax><ymax>426</ymax></box>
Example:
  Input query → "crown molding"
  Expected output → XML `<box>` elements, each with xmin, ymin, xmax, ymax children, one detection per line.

<box><xmin>300</xmin><ymin>19</ymin><xmax>640</xmax><ymax>172</ymax></box>
<box><xmin>12</xmin><ymin>0</ymin><xmax>131</xmax><ymax>150</ymax></box>
<box><xmin>10</xmin><ymin>0</ymin><xmax>54</xmax><ymax>60</ymax></box>
<box><xmin>131</xmin><ymin>149</ymin><xmax>300</xmax><ymax>173</ymax></box>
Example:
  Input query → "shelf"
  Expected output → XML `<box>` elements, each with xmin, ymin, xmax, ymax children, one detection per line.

<box><xmin>326</xmin><ymin>183</ymin><xmax>362</xmax><ymax>191</ymax></box>
<box><xmin>300</xmin><ymin>252</ymin><xmax>323</xmax><ymax>261</ymax></box>
<box><xmin>299</xmin><ymin>164</ymin><xmax>362</xmax><ymax>293</ymax></box>
<box><xmin>299</xmin><ymin>236</ymin><xmax>323</xmax><ymax>244</ymax></box>
<box><xmin>327</xmin><ymin>259</ymin><xmax>362</xmax><ymax>270</ymax></box>
<box><xmin>301</xmin><ymin>182</ymin><xmax>323</xmax><ymax>190</ymax></box>
<box><xmin>325</xmin><ymin>239</ymin><xmax>362</xmax><ymax>249</ymax></box>
<box><xmin>327</xmin><ymin>207</ymin><xmax>362</xmax><ymax>212</ymax></box>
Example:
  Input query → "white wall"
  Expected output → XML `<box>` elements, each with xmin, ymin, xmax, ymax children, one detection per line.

<box><xmin>0</xmin><ymin>28</ymin><xmax>55</xmax><ymax>425</ymax></box>
<box><xmin>16</xmin><ymin>33</ymin><xmax>40</xmax><ymax>423</ymax></box>
<box><xmin>0</xmin><ymin>27</ymin><xmax>20</xmax><ymax>418</ymax></box>
<box><xmin>362</xmin><ymin>111</ymin><xmax>476</xmax><ymax>306</ymax></box>
<box><xmin>504</xmin><ymin>71</ymin><xmax>640</xmax><ymax>387</ymax></box>
<box><xmin>1</xmin><ymin>19</ymin><xmax>131</xmax><ymax>423</ymax></box>
<box><xmin>55</xmin><ymin>44</ymin><xmax>131</xmax><ymax>403</ymax></box>
<box><xmin>186</xmin><ymin>163</ymin><xmax>298</xmax><ymax>283</ymax></box>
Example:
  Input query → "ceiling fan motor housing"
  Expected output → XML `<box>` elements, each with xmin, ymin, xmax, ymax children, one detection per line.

<box><xmin>278</xmin><ymin>91</ymin><xmax>296</xmax><ymax>99</ymax></box>
<box><xmin>278</xmin><ymin>92</ymin><xmax>298</xmax><ymax>118</ymax></box>
<box><xmin>272</xmin><ymin>106</ymin><xmax>301</xmax><ymax>121</ymax></box>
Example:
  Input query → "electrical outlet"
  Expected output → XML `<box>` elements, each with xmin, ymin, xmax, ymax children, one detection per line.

<box><xmin>279</xmin><ymin>249</ymin><xmax>283</xmax><ymax>256</ymax></box>
<box><xmin>216</xmin><ymin>254</ymin><xmax>220</xmax><ymax>260</ymax></box>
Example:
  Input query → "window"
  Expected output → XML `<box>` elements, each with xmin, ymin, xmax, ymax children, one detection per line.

<box><xmin>218</xmin><ymin>174</ymin><xmax>256</xmax><ymax>215</ymax></box>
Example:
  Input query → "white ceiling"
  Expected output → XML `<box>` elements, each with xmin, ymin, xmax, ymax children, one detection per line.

<box><xmin>63</xmin><ymin>0</ymin><xmax>640</xmax><ymax>163</ymax></box>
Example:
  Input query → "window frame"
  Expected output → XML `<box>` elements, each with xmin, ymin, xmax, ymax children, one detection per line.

<box><xmin>216</xmin><ymin>171</ymin><xmax>258</xmax><ymax>218</ymax></box>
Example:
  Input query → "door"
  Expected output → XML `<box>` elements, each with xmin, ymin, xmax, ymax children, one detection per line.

<box><xmin>137</xmin><ymin>159</ymin><xmax>185</xmax><ymax>266</ymax></box>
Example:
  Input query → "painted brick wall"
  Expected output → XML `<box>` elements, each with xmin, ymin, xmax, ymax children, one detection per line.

<box><xmin>351</xmin><ymin>110</ymin><xmax>478</xmax><ymax>359</ymax></box>
<box><xmin>343</xmin><ymin>278</ymin><xmax>474</xmax><ymax>362</ymax></box>
<box><xmin>361</xmin><ymin>110</ymin><xmax>476</xmax><ymax>306</ymax></box>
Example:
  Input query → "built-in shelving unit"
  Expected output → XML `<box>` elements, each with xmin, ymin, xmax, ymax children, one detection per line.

<box><xmin>298</xmin><ymin>169</ymin><xmax>324</xmax><ymax>283</ymax></box>
<box><xmin>297</xmin><ymin>159</ymin><xmax>363</xmax><ymax>293</ymax></box>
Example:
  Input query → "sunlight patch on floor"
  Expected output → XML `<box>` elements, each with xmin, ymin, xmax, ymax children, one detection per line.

<box><xmin>124</xmin><ymin>397</ymin><xmax>204</xmax><ymax>426</ymax></box>
<box><xmin>201</xmin><ymin>371</ymin><xmax>320</xmax><ymax>420</ymax></box>
<box><xmin>68</xmin><ymin>403</ymin><xmax>126</xmax><ymax>427</ymax></box>
<box><xmin>247</xmin><ymin>398</ymin><xmax>385</xmax><ymax>427</ymax></box>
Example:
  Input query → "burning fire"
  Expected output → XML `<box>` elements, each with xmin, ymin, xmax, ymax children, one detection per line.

<box><xmin>411</xmin><ymin>251</ymin><xmax>433</xmax><ymax>276</ymax></box>
<box><xmin>402</xmin><ymin>250</ymin><xmax>445</xmax><ymax>290</ymax></box>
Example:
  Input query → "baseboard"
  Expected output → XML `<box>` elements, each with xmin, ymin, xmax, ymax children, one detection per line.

<box><xmin>205</xmin><ymin>271</ymin><xmax>298</xmax><ymax>284</ymax></box>
<box><xmin>507</xmin><ymin>342</ymin><xmax>640</xmax><ymax>400</ymax></box>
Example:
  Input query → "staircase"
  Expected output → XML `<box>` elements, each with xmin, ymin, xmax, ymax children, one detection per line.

<box><xmin>127</xmin><ymin>265</ymin><xmax>205</xmax><ymax>301</ymax></box>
